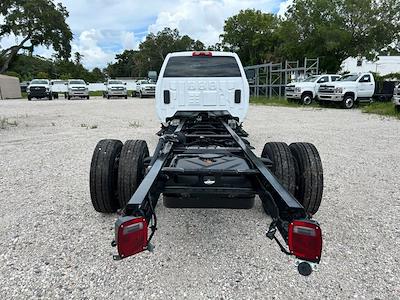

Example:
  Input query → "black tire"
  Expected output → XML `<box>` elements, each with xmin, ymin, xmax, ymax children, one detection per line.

<box><xmin>395</xmin><ymin>105</ymin><xmax>400</xmax><ymax>113</ymax></box>
<box><xmin>139</xmin><ymin>91</ymin><xmax>143</xmax><ymax>98</ymax></box>
<box><xmin>261</xmin><ymin>142</ymin><xmax>296</xmax><ymax>195</ymax></box>
<box><xmin>107</xmin><ymin>95</ymin><xmax>111</xmax><ymax>99</ymax></box>
<box><xmin>67</xmin><ymin>95</ymin><xmax>71</xmax><ymax>100</ymax></box>
<box><xmin>90</xmin><ymin>139</ymin><xmax>123</xmax><ymax>213</ymax></box>
<box><xmin>125</xmin><ymin>95</ymin><xmax>128</xmax><ymax>99</ymax></box>
<box><xmin>28</xmin><ymin>95</ymin><xmax>32</xmax><ymax>101</ymax></box>
<box><xmin>48</xmin><ymin>94</ymin><xmax>53</xmax><ymax>100</ymax></box>
<box><xmin>301</xmin><ymin>93</ymin><xmax>313</xmax><ymax>105</ymax></box>
<box><xmin>289</xmin><ymin>142</ymin><xmax>323</xmax><ymax>215</ymax></box>
<box><xmin>87</xmin><ymin>95</ymin><xmax>90</xmax><ymax>100</ymax></box>
<box><xmin>342</xmin><ymin>95</ymin><xmax>355</xmax><ymax>109</ymax></box>
<box><xmin>117</xmin><ymin>140</ymin><xmax>149</xmax><ymax>208</ymax></box>
<box><xmin>261</xmin><ymin>142</ymin><xmax>296</xmax><ymax>214</ymax></box>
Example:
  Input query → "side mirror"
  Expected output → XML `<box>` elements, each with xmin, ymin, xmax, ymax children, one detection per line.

<box><xmin>104</xmin><ymin>82</ymin><xmax>107</xmax><ymax>85</ymax></box>
<box><xmin>124</xmin><ymin>82</ymin><xmax>127</xmax><ymax>85</ymax></box>
<box><xmin>51</xmin><ymin>82</ymin><xmax>54</xmax><ymax>85</ymax></box>
<box><xmin>65</xmin><ymin>82</ymin><xmax>68</xmax><ymax>85</ymax></box>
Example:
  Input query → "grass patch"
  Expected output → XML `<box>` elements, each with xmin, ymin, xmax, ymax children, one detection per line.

<box><xmin>89</xmin><ymin>91</ymin><xmax>134</xmax><ymax>97</ymax></box>
<box><xmin>250</xmin><ymin>96</ymin><xmax>319</xmax><ymax>108</ymax></box>
<box><xmin>128</xmin><ymin>121</ymin><xmax>142</xmax><ymax>128</ymax></box>
<box><xmin>0</xmin><ymin>117</ymin><xmax>18</xmax><ymax>129</ymax></box>
<box><xmin>89</xmin><ymin>91</ymin><xmax>103</xmax><ymax>97</ymax></box>
<box><xmin>80</xmin><ymin>123</ymin><xmax>98</xmax><ymax>129</ymax></box>
<box><xmin>361</xmin><ymin>102</ymin><xmax>400</xmax><ymax>120</ymax></box>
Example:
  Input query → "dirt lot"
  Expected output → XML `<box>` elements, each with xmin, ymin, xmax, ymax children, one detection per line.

<box><xmin>0</xmin><ymin>97</ymin><xmax>399</xmax><ymax>299</ymax></box>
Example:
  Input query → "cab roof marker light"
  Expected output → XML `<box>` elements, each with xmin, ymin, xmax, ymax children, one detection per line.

<box><xmin>192</xmin><ymin>51</ymin><xmax>213</xmax><ymax>56</ymax></box>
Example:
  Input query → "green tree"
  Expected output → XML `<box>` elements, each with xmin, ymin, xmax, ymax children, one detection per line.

<box><xmin>36</xmin><ymin>71</ymin><xmax>49</xmax><ymax>79</ymax></box>
<box><xmin>74</xmin><ymin>52</ymin><xmax>84</xmax><ymax>65</ymax></box>
<box><xmin>220</xmin><ymin>9</ymin><xmax>280</xmax><ymax>66</ymax></box>
<box><xmin>139</xmin><ymin>28</ymin><xmax>205</xmax><ymax>73</ymax></box>
<box><xmin>0</xmin><ymin>0</ymin><xmax>73</xmax><ymax>73</ymax></box>
<box><xmin>90</xmin><ymin>67</ymin><xmax>105</xmax><ymax>82</ymax></box>
<box><xmin>107</xmin><ymin>28</ymin><xmax>206</xmax><ymax>78</ymax></box>
<box><xmin>106</xmin><ymin>50</ymin><xmax>138</xmax><ymax>78</ymax></box>
<box><xmin>277</xmin><ymin>0</ymin><xmax>400</xmax><ymax>72</ymax></box>
<box><xmin>4</xmin><ymin>70</ymin><xmax>21</xmax><ymax>80</ymax></box>
<box><xmin>7</xmin><ymin>54</ymin><xmax>53</xmax><ymax>81</ymax></box>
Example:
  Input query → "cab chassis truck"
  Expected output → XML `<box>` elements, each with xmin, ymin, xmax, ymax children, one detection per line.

<box><xmin>89</xmin><ymin>52</ymin><xmax>324</xmax><ymax>276</ymax></box>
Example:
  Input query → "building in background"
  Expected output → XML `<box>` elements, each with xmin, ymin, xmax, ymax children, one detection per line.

<box><xmin>341</xmin><ymin>56</ymin><xmax>400</xmax><ymax>76</ymax></box>
<box><xmin>0</xmin><ymin>74</ymin><xmax>22</xmax><ymax>100</ymax></box>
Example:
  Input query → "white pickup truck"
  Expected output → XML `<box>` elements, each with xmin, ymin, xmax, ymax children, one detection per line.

<box><xmin>156</xmin><ymin>51</ymin><xmax>249</xmax><ymax>122</ymax></box>
<box><xmin>103</xmin><ymin>80</ymin><xmax>128</xmax><ymax>99</ymax></box>
<box><xmin>285</xmin><ymin>74</ymin><xmax>341</xmax><ymax>105</ymax></box>
<box><xmin>50</xmin><ymin>80</ymin><xmax>68</xmax><ymax>99</ymax></box>
<box><xmin>66</xmin><ymin>79</ymin><xmax>90</xmax><ymax>100</ymax></box>
<box><xmin>317</xmin><ymin>73</ymin><xmax>375</xmax><ymax>109</ymax></box>
<box><xmin>393</xmin><ymin>83</ymin><xmax>400</xmax><ymax>112</ymax></box>
<box><xmin>27</xmin><ymin>79</ymin><xmax>53</xmax><ymax>101</ymax></box>
<box><xmin>134</xmin><ymin>79</ymin><xmax>156</xmax><ymax>98</ymax></box>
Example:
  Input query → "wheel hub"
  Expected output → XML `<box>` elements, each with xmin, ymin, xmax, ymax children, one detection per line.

<box><xmin>345</xmin><ymin>98</ymin><xmax>354</xmax><ymax>108</ymax></box>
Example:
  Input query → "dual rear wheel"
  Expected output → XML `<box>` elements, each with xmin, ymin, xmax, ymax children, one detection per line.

<box><xmin>89</xmin><ymin>139</ymin><xmax>149</xmax><ymax>213</ymax></box>
<box><xmin>261</xmin><ymin>142</ymin><xmax>323</xmax><ymax>215</ymax></box>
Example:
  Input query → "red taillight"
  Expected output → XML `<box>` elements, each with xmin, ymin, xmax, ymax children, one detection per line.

<box><xmin>115</xmin><ymin>216</ymin><xmax>148</xmax><ymax>259</ymax></box>
<box><xmin>192</xmin><ymin>51</ymin><xmax>212</xmax><ymax>56</ymax></box>
<box><xmin>288</xmin><ymin>220</ymin><xmax>322</xmax><ymax>262</ymax></box>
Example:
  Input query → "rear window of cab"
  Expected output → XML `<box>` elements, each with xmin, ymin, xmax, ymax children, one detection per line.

<box><xmin>163</xmin><ymin>56</ymin><xmax>241</xmax><ymax>77</ymax></box>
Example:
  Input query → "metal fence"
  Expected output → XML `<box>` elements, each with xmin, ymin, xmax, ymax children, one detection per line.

<box><xmin>244</xmin><ymin>58</ymin><xmax>319</xmax><ymax>98</ymax></box>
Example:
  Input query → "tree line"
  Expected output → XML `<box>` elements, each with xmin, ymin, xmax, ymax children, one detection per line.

<box><xmin>1</xmin><ymin>0</ymin><xmax>399</xmax><ymax>82</ymax></box>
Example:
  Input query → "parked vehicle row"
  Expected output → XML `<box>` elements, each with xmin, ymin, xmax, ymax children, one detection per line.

<box><xmin>285</xmin><ymin>74</ymin><xmax>341</xmax><ymax>105</ymax></box>
<box><xmin>286</xmin><ymin>73</ymin><xmax>398</xmax><ymax>109</ymax></box>
<box><xmin>26</xmin><ymin>78</ymin><xmax>157</xmax><ymax>101</ymax></box>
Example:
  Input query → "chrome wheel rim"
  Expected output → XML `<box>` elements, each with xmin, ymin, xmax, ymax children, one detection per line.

<box><xmin>345</xmin><ymin>97</ymin><xmax>354</xmax><ymax>108</ymax></box>
<box><xmin>303</xmin><ymin>96</ymin><xmax>312</xmax><ymax>105</ymax></box>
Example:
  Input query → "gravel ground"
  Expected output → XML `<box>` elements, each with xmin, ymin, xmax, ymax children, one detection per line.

<box><xmin>0</xmin><ymin>97</ymin><xmax>399</xmax><ymax>299</ymax></box>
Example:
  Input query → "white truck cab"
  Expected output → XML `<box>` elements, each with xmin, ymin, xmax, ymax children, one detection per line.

<box><xmin>156</xmin><ymin>51</ymin><xmax>249</xmax><ymax>123</ymax></box>
<box><xmin>317</xmin><ymin>73</ymin><xmax>375</xmax><ymax>109</ymax></box>
<box><xmin>66</xmin><ymin>79</ymin><xmax>89</xmax><ymax>100</ymax></box>
<box><xmin>393</xmin><ymin>83</ymin><xmax>400</xmax><ymax>112</ymax></box>
<box><xmin>104</xmin><ymin>80</ymin><xmax>128</xmax><ymax>99</ymax></box>
<box><xmin>27</xmin><ymin>79</ymin><xmax>52</xmax><ymax>101</ymax></box>
<box><xmin>285</xmin><ymin>74</ymin><xmax>341</xmax><ymax>105</ymax></box>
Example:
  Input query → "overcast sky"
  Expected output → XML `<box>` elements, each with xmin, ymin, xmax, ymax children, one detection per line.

<box><xmin>0</xmin><ymin>0</ymin><xmax>293</xmax><ymax>69</ymax></box>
